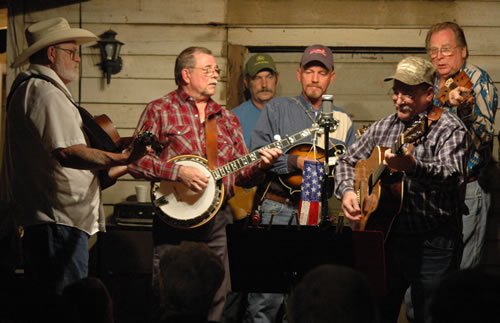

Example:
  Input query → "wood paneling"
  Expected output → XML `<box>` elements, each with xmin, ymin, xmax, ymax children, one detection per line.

<box><xmin>81</xmin><ymin>55</ymin><xmax>228</xmax><ymax>80</ymax></box>
<box><xmin>227</xmin><ymin>0</ymin><xmax>500</xmax><ymax>27</ymax></box>
<box><xmin>81</xmin><ymin>0</ymin><xmax>226</xmax><ymax>24</ymax></box>
<box><xmin>84</xmin><ymin>103</ymin><xmax>145</xmax><ymax>128</ymax></box>
<box><xmin>24</xmin><ymin>0</ymin><xmax>226</xmax><ymax>24</ymax></box>
<box><xmin>83</xmin><ymin>24</ymin><xmax>227</xmax><ymax>56</ymax></box>
<box><xmin>229</xmin><ymin>27</ymin><xmax>427</xmax><ymax>47</ymax></box>
<box><xmin>226</xmin><ymin>44</ymin><xmax>247</xmax><ymax>109</ymax></box>
<box><xmin>79</xmin><ymin>78</ymin><xmax>226</xmax><ymax>105</ymax></box>
<box><xmin>228</xmin><ymin>27</ymin><xmax>500</xmax><ymax>56</ymax></box>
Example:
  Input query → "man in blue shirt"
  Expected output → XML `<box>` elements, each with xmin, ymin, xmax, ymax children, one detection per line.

<box><xmin>251</xmin><ymin>45</ymin><xmax>356</xmax><ymax>226</ymax></box>
<box><xmin>224</xmin><ymin>53</ymin><xmax>279</xmax><ymax>323</ymax></box>
<box><xmin>232</xmin><ymin>53</ymin><xmax>279</xmax><ymax>148</ymax></box>
<box><xmin>248</xmin><ymin>45</ymin><xmax>356</xmax><ymax>323</ymax></box>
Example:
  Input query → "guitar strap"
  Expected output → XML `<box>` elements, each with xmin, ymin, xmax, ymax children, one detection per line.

<box><xmin>6</xmin><ymin>73</ymin><xmax>122</xmax><ymax>189</ymax></box>
<box><xmin>206</xmin><ymin>115</ymin><xmax>218</xmax><ymax>170</ymax></box>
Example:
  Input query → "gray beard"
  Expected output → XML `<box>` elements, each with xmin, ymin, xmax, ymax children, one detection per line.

<box><xmin>53</xmin><ymin>60</ymin><xmax>78</xmax><ymax>83</ymax></box>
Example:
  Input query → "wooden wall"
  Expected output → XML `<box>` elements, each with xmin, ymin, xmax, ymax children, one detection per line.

<box><xmin>6</xmin><ymin>0</ymin><xmax>500</xmax><ymax>267</ymax></box>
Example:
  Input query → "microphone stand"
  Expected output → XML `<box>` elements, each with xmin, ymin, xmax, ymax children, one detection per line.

<box><xmin>317</xmin><ymin>95</ymin><xmax>339</xmax><ymax>227</ymax></box>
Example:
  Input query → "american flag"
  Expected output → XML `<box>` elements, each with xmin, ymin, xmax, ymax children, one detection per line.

<box><xmin>298</xmin><ymin>160</ymin><xmax>324</xmax><ymax>226</ymax></box>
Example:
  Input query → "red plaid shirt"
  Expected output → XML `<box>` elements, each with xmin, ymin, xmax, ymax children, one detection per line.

<box><xmin>128</xmin><ymin>87</ymin><xmax>264</xmax><ymax>198</ymax></box>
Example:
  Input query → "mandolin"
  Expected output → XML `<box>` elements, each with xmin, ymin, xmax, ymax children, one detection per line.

<box><xmin>278</xmin><ymin>143</ymin><xmax>346</xmax><ymax>194</ymax></box>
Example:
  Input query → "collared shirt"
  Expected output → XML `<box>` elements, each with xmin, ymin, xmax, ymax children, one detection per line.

<box><xmin>433</xmin><ymin>62</ymin><xmax>498</xmax><ymax>176</ymax></box>
<box><xmin>232</xmin><ymin>100</ymin><xmax>262</xmax><ymax>148</ymax></box>
<box><xmin>334</xmin><ymin>110</ymin><xmax>469</xmax><ymax>233</ymax></box>
<box><xmin>128</xmin><ymin>87</ymin><xmax>265</xmax><ymax>198</ymax></box>
<box><xmin>251</xmin><ymin>94</ymin><xmax>356</xmax><ymax>198</ymax></box>
<box><xmin>5</xmin><ymin>64</ymin><xmax>104</xmax><ymax>235</ymax></box>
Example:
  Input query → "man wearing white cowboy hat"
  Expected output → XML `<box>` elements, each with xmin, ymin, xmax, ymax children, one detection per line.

<box><xmin>2</xmin><ymin>17</ymin><xmax>145</xmax><ymax>306</ymax></box>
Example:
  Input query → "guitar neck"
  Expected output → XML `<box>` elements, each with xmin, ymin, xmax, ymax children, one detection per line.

<box><xmin>370</xmin><ymin>133</ymin><xmax>405</xmax><ymax>187</ymax></box>
<box><xmin>211</xmin><ymin>128</ymin><xmax>315</xmax><ymax>181</ymax></box>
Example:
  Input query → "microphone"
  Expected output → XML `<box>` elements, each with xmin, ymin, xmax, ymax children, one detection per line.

<box><xmin>317</xmin><ymin>94</ymin><xmax>339</xmax><ymax>132</ymax></box>
<box><xmin>320</xmin><ymin>94</ymin><xmax>334</xmax><ymax>121</ymax></box>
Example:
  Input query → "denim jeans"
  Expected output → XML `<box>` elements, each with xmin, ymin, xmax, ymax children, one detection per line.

<box><xmin>22</xmin><ymin>223</ymin><xmax>89</xmax><ymax>296</ymax></box>
<box><xmin>461</xmin><ymin>180</ymin><xmax>490</xmax><ymax>269</ymax></box>
<box><xmin>259</xmin><ymin>199</ymin><xmax>298</xmax><ymax>226</ymax></box>
<box><xmin>405</xmin><ymin>180</ymin><xmax>490</xmax><ymax>322</ymax></box>
<box><xmin>382</xmin><ymin>225</ymin><xmax>461</xmax><ymax>323</ymax></box>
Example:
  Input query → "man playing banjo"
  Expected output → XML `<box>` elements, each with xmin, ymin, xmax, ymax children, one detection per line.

<box><xmin>127</xmin><ymin>46</ymin><xmax>281</xmax><ymax>322</ymax></box>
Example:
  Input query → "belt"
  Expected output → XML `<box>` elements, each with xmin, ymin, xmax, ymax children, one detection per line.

<box><xmin>263</xmin><ymin>192</ymin><xmax>297</xmax><ymax>206</ymax></box>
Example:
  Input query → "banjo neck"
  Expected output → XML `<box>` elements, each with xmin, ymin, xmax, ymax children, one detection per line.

<box><xmin>211</xmin><ymin>127</ymin><xmax>318</xmax><ymax>181</ymax></box>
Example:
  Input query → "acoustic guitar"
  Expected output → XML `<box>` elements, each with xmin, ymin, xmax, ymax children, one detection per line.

<box><xmin>81</xmin><ymin>112</ymin><xmax>161</xmax><ymax>189</ymax></box>
<box><xmin>228</xmin><ymin>186</ymin><xmax>258</xmax><ymax>221</ymax></box>
<box><xmin>354</xmin><ymin>117</ymin><xmax>427</xmax><ymax>240</ymax></box>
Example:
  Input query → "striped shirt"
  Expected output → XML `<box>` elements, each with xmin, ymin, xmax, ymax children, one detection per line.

<box><xmin>433</xmin><ymin>62</ymin><xmax>498</xmax><ymax>177</ymax></box>
<box><xmin>128</xmin><ymin>87</ymin><xmax>264</xmax><ymax>198</ymax></box>
<box><xmin>334</xmin><ymin>110</ymin><xmax>469</xmax><ymax>233</ymax></box>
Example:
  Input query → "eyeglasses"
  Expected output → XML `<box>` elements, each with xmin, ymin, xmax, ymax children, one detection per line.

<box><xmin>427</xmin><ymin>46</ymin><xmax>459</xmax><ymax>58</ymax></box>
<box><xmin>389</xmin><ymin>89</ymin><xmax>417</xmax><ymax>102</ymax></box>
<box><xmin>189</xmin><ymin>66</ymin><xmax>221</xmax><ymax>77</ymax></box>
<box><xmin>54</xmin><ymin>46</ymin><xmax>80</xmax><ymax>60</ymax></box>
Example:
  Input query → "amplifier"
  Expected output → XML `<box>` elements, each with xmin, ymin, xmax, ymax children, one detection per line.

<box><xmin>113</xmin><ymin>201</ymin><xmax>155</xmax><ymax>227</ymax></box>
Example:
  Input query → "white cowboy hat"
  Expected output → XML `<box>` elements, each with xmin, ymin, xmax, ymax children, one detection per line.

<box><xmin>12</xmin><ymin>17</ymin><xmax>97</xmax><ymax>68</ymax></box>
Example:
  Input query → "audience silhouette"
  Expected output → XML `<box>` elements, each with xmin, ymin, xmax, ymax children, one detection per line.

<box><xmin>432</xmin><ymin>267</ymin><xmax>500</xmax><ymax>323</ymax></box>
<box><xmin>158</xmin><ymin>241</ymin><xmax>225</xmax><ymax>323</ymax></box>
<box><xmin>62</xmin><ymin>277</ymin><xmax>114</xmax><ymax>323</ymax></box>
<box><xmin>287</xmin><ymin>264</ymin><xmax>378</xmax><ymax>323</ymax></box>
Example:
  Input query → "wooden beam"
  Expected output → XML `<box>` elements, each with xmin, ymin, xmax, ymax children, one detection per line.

<box><xmin>227</xmin><ymin>0</ymin><xmax>500</xmax><ymax>27</ymax></box>
<box><xmin>226</xmin><ymin>44</ymin><xmax>247</xmax><ymax>109</ymax></box>
<box><xmin>228</xmin><ymin>27</ymin><xmax>500</xmax><ymax>56</ymax></box>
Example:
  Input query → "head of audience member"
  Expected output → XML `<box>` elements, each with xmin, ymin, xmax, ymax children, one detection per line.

<box><xmin>425</xmin><ymin>21</ymin><xmax>468</xmax><ymax>80</ymax></box>
<box><xmin>62</xmin><ymin>277</ymin><xmax>114</xmax><ymax>323</ymax></box>
<box><xmin>244</xmin><ymin>53</ymin><xmax>279</xmax><ymax>109</ymax></box>
<box><xmin>12</xmin><ymin>17</ymin><xmax>97</xmax><ymax>84</ymax></box>
<box><xmin>297</xmin><ymin>44</ymin><xmax>336</xmax><ymax>109</ymax></box>
<box><xmin>384</xmin><ymin>56</ymin><xmax>435</xmax><ymax>122</ymax></box>
<box><xmin>175</xmin><ymin>46</ymin><xmax>220</xmax><ymax>102</ymax></box>
<box><xmin>158</xmin><ymin>241</ymin><xmax>225</xmax><ymax>322</ymax></box>
<box><xmin>287</xmin><ymin>264</ymin><xmax>378</xmax><ymax>323</ymax></box>
<box><xmin>431</xmin><ymin>267</ymin><xmax>500</xmax><ymax>323</ymax></box>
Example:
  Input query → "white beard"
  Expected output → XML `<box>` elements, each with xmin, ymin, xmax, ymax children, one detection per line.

<box><xmin>53</xmin><ymin>59</ymin><xmax>79</xmax><ymax>83</ymax></box>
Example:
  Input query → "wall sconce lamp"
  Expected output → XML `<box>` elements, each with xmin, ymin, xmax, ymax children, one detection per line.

<box><xmin>97</xmin><ymin>30</ymin><xmax>124</xmax><ymax>84</ymax></box>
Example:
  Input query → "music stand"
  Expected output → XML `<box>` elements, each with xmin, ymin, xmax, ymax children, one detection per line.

<box><xmin>226</xmin><ymin>224</ymin><xmax>354</xmax><ymax>293</ymax></box>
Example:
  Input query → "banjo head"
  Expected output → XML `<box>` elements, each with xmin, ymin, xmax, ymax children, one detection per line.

<box><xmin>152</xmin><ymin>156</ymin><xmax>224</xmax><ymax>229</ymax></box>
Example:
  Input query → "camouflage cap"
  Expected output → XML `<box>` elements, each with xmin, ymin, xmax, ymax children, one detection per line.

<box><xmin>384</xmin><ymin>56</ymin><xmax>435</xmax><ymax>86</ymax></box>
<box><xmin>245</xmin><ymin>53</ymin><xmax>277</xmax><ymax>77</ymax></box>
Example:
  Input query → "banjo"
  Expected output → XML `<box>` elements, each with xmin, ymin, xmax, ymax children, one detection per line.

<box><xmin>152</xmin><ymin>126</ymin><xmax>319</xmax><ymax>229</ymax></box>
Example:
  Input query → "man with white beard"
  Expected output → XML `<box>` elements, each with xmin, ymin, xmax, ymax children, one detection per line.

<box><xmin>2</xmin><ymin>17</ymin><xmax>146</xmax><ymax>317</ymax></box>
